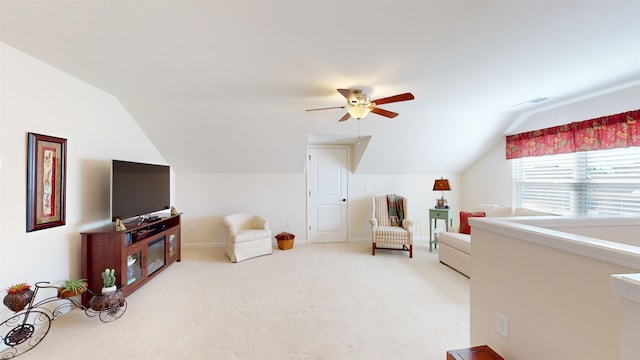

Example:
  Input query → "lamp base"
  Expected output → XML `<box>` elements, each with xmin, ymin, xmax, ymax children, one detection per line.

<box><xmin>435</xmin><ymin>198</ymin><xmax>448</xmax><ymax>209</ymax></box>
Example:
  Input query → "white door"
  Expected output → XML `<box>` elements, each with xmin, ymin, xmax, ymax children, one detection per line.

<box><xmin>308</xmin><ymin>146</ymin><xmax>349</xmax><ymax>243</ymax></box>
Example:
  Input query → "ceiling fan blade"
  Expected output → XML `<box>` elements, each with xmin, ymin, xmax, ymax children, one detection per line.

<box><xmin>371</xmin><ymin>107</ymin><xmax>399</xmax><ymax>118</ymax></box>
<box><xmin>305</xmin><ymin>106</ymin><xmax>346</xmax><ymax>112</ymax></box>
<box><xmin>338</xmin><ymin>113</ymin><xmax>351</xmax><ymax>122</ymax></box>
<box><xmin>337</xmin><ymin>88</ymin><xmax>353</xmax><ymax>99</ymax></box>
<box><xmin>337</xmin><ymin>88</ymin><xmax>359</xmax><ymax>105</ymax></box>
<box><xmin>372</xmin><ymin>92</ymin><xmax>415</xmax><ymax>106</ymax></box>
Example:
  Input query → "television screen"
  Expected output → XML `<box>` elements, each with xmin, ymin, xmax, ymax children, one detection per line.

<box><xmin>110</xmin><ymin>160</ymin><xmax>170</xmax><ymax>222</ymax></box>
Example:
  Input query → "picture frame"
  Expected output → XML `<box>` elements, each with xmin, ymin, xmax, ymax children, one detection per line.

<box><xmin>26</xmin><ymin>132</ymin><xmax>67</xmax><ymax>232</ymax></box>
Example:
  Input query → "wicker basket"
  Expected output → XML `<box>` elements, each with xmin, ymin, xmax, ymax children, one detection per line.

<box><xmin>275</xmin><ymin>232</ymin><xmax>295</xmax><ymax>250</ymax></box>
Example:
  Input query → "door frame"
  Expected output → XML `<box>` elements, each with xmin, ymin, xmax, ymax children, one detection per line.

<box><xmin>306</xmin><ymin>145</ymin><xmax>351</xmax><ymax>243</ymax></box>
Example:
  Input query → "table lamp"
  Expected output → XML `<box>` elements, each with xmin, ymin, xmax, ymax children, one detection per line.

<box><xmin>433</xmin><ymin>178</ymin><xmax>451</xmax><ymax>208</ymax></box>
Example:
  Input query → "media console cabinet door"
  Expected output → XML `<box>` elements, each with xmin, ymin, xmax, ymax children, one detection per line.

<box><xmin>167</xmin><ymin>227</ymin><xmax>180</xmax><ymax>262</ymax></box>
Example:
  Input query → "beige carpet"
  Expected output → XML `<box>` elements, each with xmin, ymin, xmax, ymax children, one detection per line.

<box><xmin>17</xmin><ymin>241</ymin><xmax>469</xmax><ymax>360</ymax></box>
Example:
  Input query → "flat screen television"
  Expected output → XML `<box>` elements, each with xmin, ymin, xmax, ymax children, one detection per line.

<box><xmin>110</xmin><ymin>160</ymin><xmax>170</xmax><ymax>222</ymax></box>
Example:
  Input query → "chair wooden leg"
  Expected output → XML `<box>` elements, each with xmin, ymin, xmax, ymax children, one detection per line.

<box><xmin>409</xmin><ymin>244</ymin><xmax>413</xmax><ymax>258</ymax></box>
<box><xmin>372</xmin><ymin>243</ymin><xmax>375</xmax><ymax>255</ymax></box>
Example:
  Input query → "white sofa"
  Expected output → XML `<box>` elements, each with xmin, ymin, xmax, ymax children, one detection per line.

<box><xmin>438</xmin><ymin>205</ymin><xmax>552</xmax><ymax>277</ymax></box>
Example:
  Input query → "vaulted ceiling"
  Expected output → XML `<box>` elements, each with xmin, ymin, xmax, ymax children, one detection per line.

<box><xmin>2</xmin><ymin>0</ymin><xmax>639</xmax><ymax>174</ymax></box>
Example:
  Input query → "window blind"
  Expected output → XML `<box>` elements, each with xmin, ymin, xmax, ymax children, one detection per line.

<box><xmin>513</xmin><ymin>147</ymin><xmax>640</xmax><ymax>215</ymax></box>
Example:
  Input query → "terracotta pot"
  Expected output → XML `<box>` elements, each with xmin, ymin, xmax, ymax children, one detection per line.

<box><xmin>3</xmin><ymin>289</ymin><xmax>34</xmax><ymax>312</ymax></box>
<box><xmin>57</xmin><ymin>288</ymin><xmax>85</xmax><ymax>299</ymax></box>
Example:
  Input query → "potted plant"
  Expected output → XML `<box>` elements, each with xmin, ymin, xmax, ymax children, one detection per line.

<box><xmin>101</xmin><ymin>268</ymin><xmax>117</xmax><ymax>295</ymax></box>
<box><xmin>90</xmin><ymin>269</ymin><xmax>122</xmax><ymax>312</ymax></box>
<box><xmin>275</xmin><ymin>232</ymin><xmax>295</xmax><ymax>250</ymax></box>
<box><xmin>3</xmin><ymin>283</ymin><xmax>34</xmax><ymax>312</ymax></box>
<box><xmin>57</xmin><ymin>279</ymin><xmax>88</xmax><ymax>299</ymax></box>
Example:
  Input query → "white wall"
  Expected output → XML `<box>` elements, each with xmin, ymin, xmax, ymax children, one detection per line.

<box><xmin>510</xmin><ymin>84</ymin><xmax>640</xmax><ymax>134</ymax></box>
<box><xmin>461</xmin><ymin>138</ymin><xmax>512</xmax><ymax>211</ymax></box>
<box><xmin>611</xmin><ymin>273</ymin><xmax>640</xmax><ymax>359</ymax></box>
<box><xmin>176</xmin><ymin>173</ymin><xmax>307</xmax><ymax>246</ymax></box>
<box><xmin>0</xmin><ymin>43</ymin><xmax>167</xmax><ymax>316</ymax></box>
<box><xmin>177</xmin><ymin>171</ymin><xmax>462</xmax><ymax>246</ymax></box>
<box><xmin>470</xmin><ymin>217</ymin><xmax>639</xmax><ymax>360</ymax></box>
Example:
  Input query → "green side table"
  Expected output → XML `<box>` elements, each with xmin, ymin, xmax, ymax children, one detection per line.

<box><xmin>429</xmin><ymin>208</ymin><xmax>453</xmax><ymax>252</ymax></box>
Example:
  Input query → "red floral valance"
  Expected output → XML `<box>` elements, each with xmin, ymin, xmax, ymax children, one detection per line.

<box><xmin>506</xmin><ymin>109</ymin><xmax>640</xmax><ymax>159</ymax></box>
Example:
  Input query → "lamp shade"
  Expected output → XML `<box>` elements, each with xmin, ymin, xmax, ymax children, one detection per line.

<box><xmin>433</xmin><ymin>178</ymin><xmax>451</xmax><ymax>191</ymax></box>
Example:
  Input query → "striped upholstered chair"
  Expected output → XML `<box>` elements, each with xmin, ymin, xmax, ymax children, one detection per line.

<box><xmin>370</xmin><ymin>194</ymin><xmax>415</xmax><ymax>258</ymax></box>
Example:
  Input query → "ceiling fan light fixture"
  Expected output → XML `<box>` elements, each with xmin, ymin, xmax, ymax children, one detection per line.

<box><xmin>347</xmin><ymin>105</ymin><xmax>371</xmax><ymax>119</ymax></box>
<box><xmin>351</xmin><ymin>90</ymin><xmax>370</xmax><ymax>105</ymax></box>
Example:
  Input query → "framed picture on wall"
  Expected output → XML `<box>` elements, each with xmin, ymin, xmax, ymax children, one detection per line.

<box><xmin>26</xmin><ymin>132</ymin><xmax>67</xmax><ymax>232</ymax></box>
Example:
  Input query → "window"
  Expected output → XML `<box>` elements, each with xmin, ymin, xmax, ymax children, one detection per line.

<box><xmin>513</xmin><ymin>147</ymin><xmax>640</xmax><ymax>215</ymax></box>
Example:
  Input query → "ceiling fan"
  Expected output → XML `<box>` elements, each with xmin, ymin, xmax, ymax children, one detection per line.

<box><xmin>306</xmin><ymin>88</ymin><xmax>415</xmax><ymax>122</ymax></box>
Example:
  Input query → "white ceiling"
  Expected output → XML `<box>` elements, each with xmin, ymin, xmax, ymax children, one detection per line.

<box><xmin>2</xmin><ymin>0</ymin><xmax>639</xmax><ymax>174</ymax></box>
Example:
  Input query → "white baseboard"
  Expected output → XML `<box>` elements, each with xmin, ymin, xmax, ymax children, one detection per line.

<box><xmin>183</xmin><ymin>242</ymin><xmax>223</xmax><ymax>248</ymax></box>
<box><xmin>184</xmin><ymin>236</ymin><xmax>430</xmax><ymax>248</ymax></box>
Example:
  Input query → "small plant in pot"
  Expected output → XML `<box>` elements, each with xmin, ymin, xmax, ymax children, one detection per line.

<box><xmin>57</xmin><ymin>279</ymin><xmax>88</xmax><ymax>299</ymax></box>
<box><xmin>3</xmin><ymin>283</ymin><xmax>34</xmax><ymax>312</ymax></box>
<box><xmin>101</xmin><ymin>269</ymin><xmax>117</xmax><ymax>295</ymax></box>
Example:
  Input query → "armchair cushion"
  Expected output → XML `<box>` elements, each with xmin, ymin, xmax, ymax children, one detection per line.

<box><xmin>374</xmin><ymin>225</ymin><xmax>411</xmax><ymax>245</ymax></box>
<box><xmin>234</xmin><ymin>229</ymin><xmax>272</xmax><ymax>243</ymax></box>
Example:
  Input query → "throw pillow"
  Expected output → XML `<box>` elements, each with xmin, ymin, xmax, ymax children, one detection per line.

<box><xmin>459</xmin><ymin>211</ymin><xmax>486</xmax><ymax>234</ymax></box>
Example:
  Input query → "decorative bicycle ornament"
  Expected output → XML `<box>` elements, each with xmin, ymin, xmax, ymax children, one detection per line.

<box><xmin>1</xmin><ymin>281</ymin><xmax>126</xmax><ymax>358</ymax></box>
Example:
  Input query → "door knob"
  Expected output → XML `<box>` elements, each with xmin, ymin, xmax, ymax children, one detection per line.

<box><xmin>342</xmin><ymin>198</ymin><xmax>347</xmax><ymax>202</ymax></box>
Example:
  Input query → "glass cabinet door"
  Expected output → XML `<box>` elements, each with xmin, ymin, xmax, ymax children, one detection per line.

<box><xmin>147</xmin><ymin>236</ymin><xmax>166</xmax><ymax>276</ymax></box>
<box><xmin>168</xmin><ymin>233</ymin><xmax>178</xmax><ymax>259</ymax></box>
<box><xmin>127</xmin><ymin>251</ymin><xmax>142</xmax><ymax>286</ymax></box>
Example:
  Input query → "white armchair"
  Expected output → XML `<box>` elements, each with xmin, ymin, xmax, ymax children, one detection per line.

<box><xmin>370</xmin><ymin>194</ymin><xmax>414</xmax><ymax>258</ymax></box>
<box><xmin>222</xmin><ymin>213</ymin><xmax>273</xmax><ymax>263</ymax></box>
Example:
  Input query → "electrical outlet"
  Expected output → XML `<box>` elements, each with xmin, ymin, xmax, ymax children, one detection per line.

<box><xmin>286</xmin><ymin>221</ymin><xmax>292</xmax><ymax>229</ymax></box>
<box><xmin>496</xmin><ymin>312</ymin><xmax>509</xmax><ymax>338</ymax></box>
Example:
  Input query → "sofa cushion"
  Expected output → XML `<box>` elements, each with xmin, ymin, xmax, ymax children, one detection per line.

<box><xmin>460</xmin><ymin>211</ymin><xmax>485</xmax><ymax>234</ymax></box>
<box><xmin>475</xmin><ymin>204</ymin><xmax>513</xmax><ymax>217</ymax></box>
<box><xmin>513</xmin><ymin>207</ymin><xmax>554</xmax><ymax>216</ymax></box>
<box><xmin>439</xmin><ymin>231</ymin><xmax>471</xmax><ymax>254</ymax></box>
